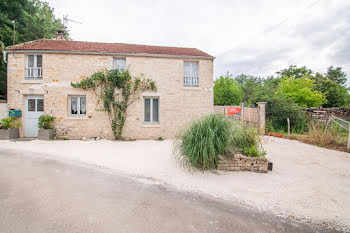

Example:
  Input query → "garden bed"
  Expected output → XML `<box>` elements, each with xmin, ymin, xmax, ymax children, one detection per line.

<box><xmin>218</xmin><ymin>153</ymin><xmax>270</xmax><ymax>173</ymax></box>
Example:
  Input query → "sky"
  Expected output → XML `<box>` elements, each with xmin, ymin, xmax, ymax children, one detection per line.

<box><xmin>48</xmin><ymin>0</ymin><xmax>350</xmax><ymax>79</ymax></box>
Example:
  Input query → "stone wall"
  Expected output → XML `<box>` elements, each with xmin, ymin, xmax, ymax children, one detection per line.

<box><xmin>217</xmin><ymin>154</ymin><xmax>269</xmax><ymax>173</ymax></box>
<box><xmin>7</xmin><ymin>52</ymin><xmax>214</xmax><ymax>139</ymax></box>
<box><xmin>304</xmin><ymin>108</ymin><xmax>350</xmax><ymax>121</ymax></box>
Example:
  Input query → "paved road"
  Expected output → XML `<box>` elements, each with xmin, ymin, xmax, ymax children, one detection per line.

<box><xmin>0</xmin><ymin>149</ymin><xmax>340</xmax><ymax>233</ymax></box>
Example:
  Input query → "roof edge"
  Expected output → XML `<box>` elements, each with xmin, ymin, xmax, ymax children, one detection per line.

<box><xmin>5</xmin><ymin>49</ymin><xmax>215</xmax><ymax>59</ymax></box>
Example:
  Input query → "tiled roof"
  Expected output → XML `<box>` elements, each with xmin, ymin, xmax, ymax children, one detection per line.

<box><xmin>6</xmin><ymin>39</ymin><xmax>213</xmax><ymax>58</ymax></box>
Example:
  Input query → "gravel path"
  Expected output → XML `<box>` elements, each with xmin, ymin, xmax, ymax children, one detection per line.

<box><xmin>0</xmin><ymin>136</ymin><xmax>349</xmax><ymax>231</ymax></box>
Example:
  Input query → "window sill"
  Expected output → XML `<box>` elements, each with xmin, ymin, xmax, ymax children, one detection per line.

<box><xmin>141</xmin><ymin>124</ymin><xmax>160</xmax><ymax>128</ymax></box>
<box><xmin>21</xmin><ymin>80</ymin><xmax>44</xmax><ymax>84</ymax></box>
<box><xmin>66</xmin><ymin>115</ymin><xmax>89</xmax><ymax>120</ymax></box>
<box><xmin>182</xmin><ymin>86</ymin><xmax>201</xmax><ymax>91</ymax></box>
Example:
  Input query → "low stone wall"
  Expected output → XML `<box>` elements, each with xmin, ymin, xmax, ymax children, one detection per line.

<box><xmin>304</xmin><ymin>107</ymin><xmax>350</xmax><ymax>121</ymax></box>
<box><xmin>218</xmin><ymin>154</ymin><xmax>269</xmax><ymax>173</ymax></box>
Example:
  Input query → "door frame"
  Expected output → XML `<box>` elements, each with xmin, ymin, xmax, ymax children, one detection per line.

<box><xmin>25</xmin><ymin>95</ymin><xmax>44</xmax><ymax>137</ymax></box>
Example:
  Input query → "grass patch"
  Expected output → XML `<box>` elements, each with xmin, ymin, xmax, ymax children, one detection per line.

<box><xmin>282</xmin><ymin>120</ymin><xmax>350</xmax><ymax>152</ymax></box>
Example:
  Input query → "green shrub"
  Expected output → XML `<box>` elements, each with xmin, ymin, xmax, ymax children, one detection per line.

<box><xmin>0</xmin><ymin>117</ymin><xmax>21</xmax><ymax>129</ymax></box>
<box><xmin>157</xmin><ymin>136</ymin><xmax>164</xmax><ymax>141</ymax></box>
<box><xmin>38</xmin><ymin>114</ymin><xmax>55</xmax><ymax>129</ymax></box>
<box><xmin>231</xmin><ymin>124</ymin><xmax>266</xmax><ymax>157</ymax></box>
<box><xmin>179</xmin><ymin>114</ymin><xmax>232</xmax><ymax>169</ymax></box>
<box><xmin>266</xmin><ymin>95</ymin><xmax>308</xmax><ymax>133</ymax></box>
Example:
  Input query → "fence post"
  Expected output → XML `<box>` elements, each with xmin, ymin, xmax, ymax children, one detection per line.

<box><xmin>257</xmin><ymin>102</ymin><xmax>267</xmax><ymax>135</ymax></box>
<box><xmin>241</xmin><ymin>102</ymin><xmax>244</xmax><ymax>123</ymax></box>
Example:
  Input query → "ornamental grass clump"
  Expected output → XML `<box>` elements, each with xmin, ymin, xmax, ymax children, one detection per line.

<box><xmin>178</xmin><ymin>114</ymin><xmax>232</xmax><ymax>169</ymax></box>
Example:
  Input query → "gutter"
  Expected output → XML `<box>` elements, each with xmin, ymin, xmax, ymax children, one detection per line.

<box><xmin>2</xmin><ymin>51</ymin><xmax>7</xmax><ymax>63</ymax></box>
<box><xmin>5</xmin><ymin>49</ymin><xmax>215</xmax><ymax>60</ymax></box>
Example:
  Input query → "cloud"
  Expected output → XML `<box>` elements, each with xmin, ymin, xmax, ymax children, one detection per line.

<box><xmin>215</xmin><ymin>0</ymin><xmax>350</xmax><ymax>78</ymax></box>
<box><xmin>48</xmin><ymin>0</ymin><xmax>350</xmax><ymax>78</ymax></box>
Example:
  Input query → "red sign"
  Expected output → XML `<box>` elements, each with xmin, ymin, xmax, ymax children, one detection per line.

<box><xmin>228</xmin><ymin>107</ymin><xmax>241</xmax><ymax>116</ymax></box>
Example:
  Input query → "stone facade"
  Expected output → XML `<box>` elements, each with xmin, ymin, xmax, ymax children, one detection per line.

<box><xmin>7</xmin><ymin>52</ymin><xmax>213</xmax><ymax>139</ymax></box>
<box><xmin>217</xmin><ymin>154</ymin><xmax>269</xmax><ymax>173</ymax></box>
<box><xmin>0</xmin><ymin>102</ymin><xmax>8</xmax><ymax>119</ymax></box>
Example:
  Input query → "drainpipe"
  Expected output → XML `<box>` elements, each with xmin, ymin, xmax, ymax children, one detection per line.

<box><xmin>2</xmin><ymin>51</ymin><xmax>7</xmax><ymax>63</ymax></box>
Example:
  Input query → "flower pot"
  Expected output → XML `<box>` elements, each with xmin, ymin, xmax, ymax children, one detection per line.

<box><xmin>38</xmin><ymin>129</ymin><xmax>55</xmax><ymax>140</ymax></box>
<box><xmin>0</xmin><ymin>128</ymin><xmax>20</xmax><ymax>140</ymax></box>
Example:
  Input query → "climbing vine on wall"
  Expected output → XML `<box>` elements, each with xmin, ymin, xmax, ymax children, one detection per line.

<box><xmin>71</xmin><ymin>69</ymin><xmax>156</xmax><ymax>140</ymax></box>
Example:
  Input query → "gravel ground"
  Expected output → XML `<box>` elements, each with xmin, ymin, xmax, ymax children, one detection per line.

<box><xmin>0</xmin><ymin>136</ymin><xmax>349</xmax><ymax>231</ymax></box>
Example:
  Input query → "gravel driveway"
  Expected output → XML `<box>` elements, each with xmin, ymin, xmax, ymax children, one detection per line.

<box><xmin>0</xmin><ymin>136</ymin><xmax>349</xmax><ymax>231</ymax></box>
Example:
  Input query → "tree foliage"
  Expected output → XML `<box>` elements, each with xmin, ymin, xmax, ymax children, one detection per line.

<box><xmin>325</xmin><ymin>66</ymin><xmax>347</xmax><ymax>86</ymax></box>
<box><xmin>0</xmin><ymin>0</ymin><xmax>67</xmax><ymax>98</ymax></box>
<box><xmin>214</xmin><ymin>64</ymin><xmax>348</xmax><ymax>133</ymax></box>
<box><xmin>71</xmin><ymin>69</ymin><xmax>156</xmax><ymax>140</ymax></box>
<box><xmin>214</xmin><ymin>73</ymin><xmax>242</xmax><ymax>105</ymax></box>
<box><xmin>265</xmin><ymin>95</ymin><xmax>308</xmax><ymax>133</ymax></box>
<box><xmin>276</xmin><ymin>64</ymin><xmax>313</xmax><ymax>79</ymax></box>
<box><xmin>277</xmin><ymin>76</ymin><xmax>326</xmax><ymax>107</ymax></box>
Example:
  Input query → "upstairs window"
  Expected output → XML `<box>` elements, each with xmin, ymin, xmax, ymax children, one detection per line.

<box><xmin>113</xmin><ymin>58</ymin><xmax>126</xmax><ymax>71</ymax></box>
<box><xmin>69</xmin><ymin>96</ymin><xmax>86</xmax><ymax>115</ymax></box>
<box><xmin>144</xmin><ymin>97</ymin><xmax>159</xmax><ymax>123</ymax></box>
<box><xmin>26</xmin><ymin>54</ymin><xmax>42</xmax><ymax>80</ymax></box>
<box><xmin>184</xmin><ymin>61</ymin><xmax>198</xmax><ymax>86</ymax></box>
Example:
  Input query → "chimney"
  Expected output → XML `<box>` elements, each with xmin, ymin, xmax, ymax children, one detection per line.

<box><xmin>56</xmin><ymin>30</ymin><xmax>65</xmax><ymax>40</ymax></box>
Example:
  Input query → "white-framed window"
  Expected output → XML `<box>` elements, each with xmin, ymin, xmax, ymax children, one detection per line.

<box><xmin>69</xmin><ymin>96</ymin><xmax>86</xmax><ymax>115</ymax></box>
<box><xmin>144</xmin><ymin>97</ymin><xmax>159</xmax><ymax>123</ymax></box>
<box><xmin>184</xmin><ymin>61</ymin><xmax>199</xmax><ymax>86</ymax></box>
<box><xmin>26</xmin><ymin>54</ymin><xmax>42</xmax><ymax>79</ymax></box>
<box><xmin>113</xmin><ymin>58</ymin><xmax>126</xmax><ymax>71</ymax></box>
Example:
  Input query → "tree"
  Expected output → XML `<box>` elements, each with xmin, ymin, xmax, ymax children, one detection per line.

<box><xmin>234</xmin><ymin>74</ymin><xmax>263</xmax><ymax>105</ymax></box>
<box><xmin>277</xmin><ymin>76</ymin><xmax>327</xmax><ymax>107</ymax></box>
<box><xmin>0</xmin><ymin>0</ymin><xmax>66</xmax><ymax>98</ymax></box>
<box><xmin>313</xmin><ymin>72</ymin><xmax>349</xmax><ymax>108</ymax></box>
<box><xmin>214</xmin><ymin>73</ymin><xmax>242</xmax><ymax>105</ymax></box>
<box><xmin>255</xmin><ymin>76</ymin><xmax>281</xmax><ymax>103</ymax></box>
<box><xmin>71</xmin><ymin>69</ymin><xmax>156</xmax><ymax>140</ymax></box>
<box><xmin>325</xmin><ymin>66</ymin><xmax>347</xmax><ymax>87</ymax></box>
<box><xmin>277</xmin><ymin>65</ymin><xmax>313</xmax><ymax>79</ymax></box>
<box><xmin>265</xmin><ymin>95</ymin><xmax>308</xmax><ymax>133</ymax></box>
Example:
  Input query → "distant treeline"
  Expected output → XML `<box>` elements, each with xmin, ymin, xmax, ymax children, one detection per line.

<box><xmin>214</xmin><ymin>65</ymin><xmax>349</xmax><ymax>132</ymax></box>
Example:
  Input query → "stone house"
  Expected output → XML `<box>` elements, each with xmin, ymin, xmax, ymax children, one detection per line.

<box><xmin>5</xmin><ymin>33</ymin><xmax>214</xmax><ymax>139</ymax></box>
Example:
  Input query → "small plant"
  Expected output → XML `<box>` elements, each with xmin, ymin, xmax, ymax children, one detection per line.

<box><xmin>176</xmin><ymin>114</ymin><xmax>232</xmax><ymax>169</ymax></box>
<box><xmin>38</xmin><ymin>115</ymin><xmax>55</xmax><ymax>129</ymax></box>
<box><xmin>231</xmin><ymin>124</ymin><xmax>266</xmax><ymax>157</ymax></box>
<box><xmin>300</xmin><ymin>119</ymin><xmax>347</xmax><ymax>148</ymax></box>
<box><xmin>157</xmin><ymin>136</ymin><xmax>164</xmax><ymax>141</ymax></box>
<box><xmin>0</xmin><ymin>117</ymin><xmax>21</xmax><ymax>129</ymax></box>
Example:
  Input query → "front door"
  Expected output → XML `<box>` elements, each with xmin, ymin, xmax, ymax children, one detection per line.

<box><xmin>25</xmin><ymin>96</ymin><xmax>44</xmax><ymax>137</ymax></box>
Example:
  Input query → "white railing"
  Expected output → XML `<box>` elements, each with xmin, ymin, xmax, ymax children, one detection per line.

<box><xmin>25</xmin><ymin>67</ymin><xmax>42</xmax><ymax>79</ymax></box>
<box><xmin>184</xmin><ymin>76</ymin><xmax>199</xmax><ymax>86</ymax></box>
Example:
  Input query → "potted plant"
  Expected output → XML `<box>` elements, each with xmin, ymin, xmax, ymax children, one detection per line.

<box><xmin>38</xmin><ymin>114</ymin><xmax>56</xmax><ymax>140</ymax></box>
<box><xmin>0</xmin><ymin>117</ymin><xmax>21</xmax><ymax>140</ymax></box>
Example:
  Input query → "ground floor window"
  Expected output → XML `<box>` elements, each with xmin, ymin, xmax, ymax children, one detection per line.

<box><xmin>144</xmin><ymin>97</ymin><xmax>159</xmax><ymax>123</ymax></box>
<box><xmin>69</xmin><ymin>96</ymin><xmax>86</xmax><ymax>115</ymax></box>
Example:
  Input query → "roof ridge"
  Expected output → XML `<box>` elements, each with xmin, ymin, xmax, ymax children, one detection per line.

<box><xmin>5</xmin><ymin>38</ymin><xmax>213</xmax><ymax>58</ymax></box>
<box><xmin>48</xmin><ymin>39</ymin><xmax>200</xmax><ymax>51</ymax></box>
